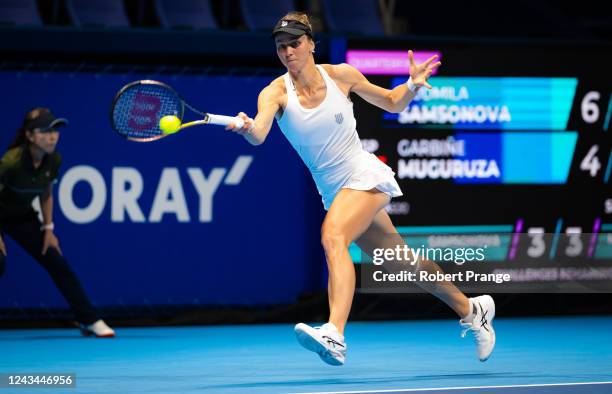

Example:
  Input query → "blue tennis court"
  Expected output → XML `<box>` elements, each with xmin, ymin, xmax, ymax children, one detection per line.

<box><xmin>1</xmin><ymin>2</ymin><xmax>612</xmax><ymax>394</ymax></box>
<box><xmin>2</xmin><ymin>316</ymin><xmax>611</xmax><ymax>393</ymax></box>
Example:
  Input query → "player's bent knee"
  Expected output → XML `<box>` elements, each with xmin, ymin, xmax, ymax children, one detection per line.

<box><xmin>321</xmin><ymin>224</ymin><xmax>350</xmax><ymax>254</ymax></box>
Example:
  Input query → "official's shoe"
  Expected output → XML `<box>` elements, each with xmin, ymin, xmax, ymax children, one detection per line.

<box><xmin>79</xmin><ymin>319</ymin><xmax>115</xmax><ymax>338</ymax></box>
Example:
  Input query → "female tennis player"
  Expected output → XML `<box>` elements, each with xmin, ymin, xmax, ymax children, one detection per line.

<box><xmin>227</xmin><ymin>12</ymin><xmax>495</xmax><ymax>365</ymax></box>
<box><xmin>0</xmin><ymin>108</ymin><xmax>115</xmax><ymax>338</ymax></box>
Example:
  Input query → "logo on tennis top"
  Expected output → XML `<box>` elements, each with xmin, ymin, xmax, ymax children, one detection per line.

<box><xmin>335</xmin><ymin>113</ymin><xmax>344</xmax><ymax>124</ymax></box>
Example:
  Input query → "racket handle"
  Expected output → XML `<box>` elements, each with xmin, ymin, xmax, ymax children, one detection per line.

<box><xmin>207</xmin><ymin>114</ymin><xmax>245</xmax><ymax>128</ymax></box>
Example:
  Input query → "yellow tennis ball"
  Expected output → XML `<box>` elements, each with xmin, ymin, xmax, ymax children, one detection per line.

<box><xmin>159</xmin><ymin>115</ymin><xmax>181</xmax><ymax>134</ymax></box>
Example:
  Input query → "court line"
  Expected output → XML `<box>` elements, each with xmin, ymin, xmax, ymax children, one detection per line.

<box><xmin>288</xmin><ymin>381</ymin><xmax>612</xmax><ymax>394</ymax></box>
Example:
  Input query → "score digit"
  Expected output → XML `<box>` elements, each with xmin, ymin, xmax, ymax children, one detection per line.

<box><xmin>580</xmin><ymin>145</ymin><xmax>601</xmax><ymax>177</ymax></box>
<box><xmin>581</xmin><ymin>91</ymin><xmax>601</xmax><ymax>124</ymax></box>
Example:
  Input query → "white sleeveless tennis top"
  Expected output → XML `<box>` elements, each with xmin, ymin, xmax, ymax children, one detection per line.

<box><xmin>277</xmin><ymin>65</ymin><xmax>402</xmax><ymax>210</ymax></box>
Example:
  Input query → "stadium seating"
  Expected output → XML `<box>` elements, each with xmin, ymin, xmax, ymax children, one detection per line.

<box><xmin>320</xmin><ymin>0</ymin><xmax>384</xmax><ymax>35</ymax></box>
<box><xmin>153</xmin><ymin>0</ymin><xmax>218</xmax><ymax>29</ymax></box>
<box><xmin>240</xmin><ymin>0</ymin><xmax>295</xmax><ymax>31</ymax></box>
<box><xmin>0</xmin><ymin>0</ymin><xmax>42</xmax><ymax>26</ymax></box>
<box><xmin>65</xmin><ymin>0</ymin><xmax>130</xmax><ymax>28</ymax></box>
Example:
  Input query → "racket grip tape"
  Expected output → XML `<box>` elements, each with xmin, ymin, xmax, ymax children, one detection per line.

<box><xmin>207</xmin><ymin>114</ymin><xmax>245</xmax><ymax>128</ymax></box>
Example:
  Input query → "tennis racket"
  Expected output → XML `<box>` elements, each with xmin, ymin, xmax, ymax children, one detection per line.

<box><xmin>110</xmin><ymin>80</ymin><xmax>244</xmax><ymax>142</ymax></box>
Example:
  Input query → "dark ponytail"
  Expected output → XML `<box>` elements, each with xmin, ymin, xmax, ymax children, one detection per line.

<box><xmin>8</xmin><ymin>107</ymin><xmax>51</xmax><ymax>150</ymax></box>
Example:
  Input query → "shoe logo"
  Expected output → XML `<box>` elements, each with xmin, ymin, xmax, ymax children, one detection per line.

<box><xmin>322</xmin><ymin>335</ymin><xmax>345</xmax><ymax>349</ymax></box>
<box><xmin>478</xmin><ymin>304</ymin><xmax>490</xmax><ymax>332</ymax></box>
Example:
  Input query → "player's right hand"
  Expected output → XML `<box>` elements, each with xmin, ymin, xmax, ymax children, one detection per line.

<box><xmin>226</xmin><ymin>112</ymin><xmax>254</xmax><ymax>136</ymax></box>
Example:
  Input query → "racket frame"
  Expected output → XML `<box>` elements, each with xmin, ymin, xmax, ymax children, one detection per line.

<box><xmin>110</xmin><ymin>80</ymin><xmax>244</xmax><ymax>142</ymax></box>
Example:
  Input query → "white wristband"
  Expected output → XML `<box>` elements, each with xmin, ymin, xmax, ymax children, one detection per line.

<box><xmin>40</xmin><ymin>223</ymin><xmax>55</xmax><ymax>231</ymax></box>
<box><xmin>406</xmin><ymin>77</ymin><xmax>419</xmax><ymax>93</ymax></box>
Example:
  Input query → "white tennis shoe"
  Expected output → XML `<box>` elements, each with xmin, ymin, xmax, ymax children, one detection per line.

<box><xmin>460</xmin><ymin>295</ymin><xmax>496</xmax><ymax>361</ymax></box>
<box><xmin>79</xmin><ymin>319</ymin><xmax>116</xmax><ymax>338</ymax></box>
<box><xmin>295</xmin><ymin>322</ymin><xmax>347</xmax><ymax>366</ymax></box>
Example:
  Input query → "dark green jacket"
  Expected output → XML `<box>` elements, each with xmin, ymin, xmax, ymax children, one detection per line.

<box><xmin>0</xmin><ymin>145</ymin><xmax>61</xmax><ymax>220</ymax></box>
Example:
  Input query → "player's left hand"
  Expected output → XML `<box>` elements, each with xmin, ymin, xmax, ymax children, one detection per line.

<box><xmin>42</xmin><ymin>230</ymin><xmax>62</xmax><ymax>256</ymax></box>
<box><xmin>408</xmin><ymin>50</ymin><xmax>442</xmax><ymax>89</ymax></box>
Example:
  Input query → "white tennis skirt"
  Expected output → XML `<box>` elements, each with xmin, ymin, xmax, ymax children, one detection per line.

<box><xmin>318</xmin><ymin>151</ymin><xmax>403</xmax><ymax>210</ymax></box>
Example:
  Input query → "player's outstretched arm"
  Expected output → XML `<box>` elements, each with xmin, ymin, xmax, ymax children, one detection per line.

<box><xmin>227</xmin><ymin>82</ymin><xmax>282</xmax><ymax>146</ymax></box>
<box><xmin>338</xmin><ymin>50</ymin><xmax>441</xmax><ymax>113</ymax></box>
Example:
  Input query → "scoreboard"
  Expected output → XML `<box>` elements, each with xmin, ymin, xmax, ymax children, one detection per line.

<box><xmin>343</xmin><ymin>40</ymin><xmax>612</xmax><ymax>293</ymax></box>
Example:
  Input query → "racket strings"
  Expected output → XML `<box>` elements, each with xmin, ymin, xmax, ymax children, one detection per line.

<box><xmin>112</xmin><ymin>83</ymin><xmax>183</xmax><ymax>140</ymax></box>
